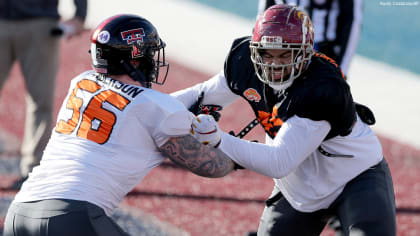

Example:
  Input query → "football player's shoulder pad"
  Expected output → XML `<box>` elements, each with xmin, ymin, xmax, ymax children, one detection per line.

<box><xmin>293</xmin><ymin>73</ymin><xmax>356</xmax><ymax>139</ymax></box>
<box><xmin>224</xmin><ymin>36</ymin><xmax>257</xmax><ymax>95</ymax></box>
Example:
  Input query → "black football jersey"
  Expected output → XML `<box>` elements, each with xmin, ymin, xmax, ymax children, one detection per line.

<box><xmin>224</xmin><ymin>36</ymin><xmax>356</xmax><ymax>140</ymax></box>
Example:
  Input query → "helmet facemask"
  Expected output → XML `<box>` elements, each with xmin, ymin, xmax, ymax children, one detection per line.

<box><xmin>250</xmin><ymin>41</ymin><xmax>313</xmax><ymax>91</ymax></box>
<box><xmin>128</xmin><ymin>38</ymin><xmax>169</xmax><ymax>87</ymax></box>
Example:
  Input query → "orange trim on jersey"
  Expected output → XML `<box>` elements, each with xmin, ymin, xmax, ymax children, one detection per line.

<box><xmin>314</xmin><ymin>52</ymin><xmax>345</xmax><ymax>80</ymax></box>
<box><xmin>270</xmin><ymin>105</ymin><xmax>284</xmax><ymax>126</ymax></box>
<box><xmin>257</xmin><ymin>107</ymin><xmax>284</xmax><ymax>138</ymax></box>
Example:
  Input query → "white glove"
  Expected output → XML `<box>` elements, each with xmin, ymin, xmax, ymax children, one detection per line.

<box><xmin>191</xmin><ymin>114</ymin><xmax>222</xmax><ymax>147</ymax></box>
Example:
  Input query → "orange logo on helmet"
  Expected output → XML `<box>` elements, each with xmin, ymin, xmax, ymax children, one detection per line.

<box><xmin>243</xmin><ymin>88</ymin><xmax>261</xmax><ymax>102</ymax></box>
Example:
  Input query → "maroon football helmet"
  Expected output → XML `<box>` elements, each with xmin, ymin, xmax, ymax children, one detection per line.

<box><xmin>250</xmin><ymin>4</ymin><xmax>314</xmax><ymax>90</ymax></box>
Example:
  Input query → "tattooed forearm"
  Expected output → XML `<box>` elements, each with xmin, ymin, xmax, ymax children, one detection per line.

<box><xmin>158</xmin><ymin>135</ymin><xmax>234</xmax><ymax>178</ymax></box>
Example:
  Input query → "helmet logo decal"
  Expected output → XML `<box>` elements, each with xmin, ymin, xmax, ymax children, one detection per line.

<box><xmin>261</xmin><ymin>36</ymin><xmax>283</xmax><ymax>48</ymax></box>
<box><xmin>97</xmin><ymin>31</ymin><xmax>110</xmax><ymax>44</ymax></box>
<box><xmin>243</xmin><ymin>88</ymin><xmax>261</xmax><ymax>102</ymax></box>
<box><xmin>131</xmin><ymin>45</ymin><xmax>142</xmax><ymax>58</ymax></box>
<box><xmin>121</xmin><ymin>28</ymin><xmax>145</xmax><ymax>45</ymax></box>
<box><xmin>296</xmin><ymin>11</ymin><xmax>313</xmax><ymax>30</ymax></box>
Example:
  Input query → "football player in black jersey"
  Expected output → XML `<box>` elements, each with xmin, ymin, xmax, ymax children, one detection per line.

<box><xmin>174</xmin><ymin>4</ymin><xmax>396</xmax><ymax>236</ymax></box>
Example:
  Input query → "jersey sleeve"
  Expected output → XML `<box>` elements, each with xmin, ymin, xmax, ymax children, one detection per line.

<box><xmin>170</xmin><ymin>70</ymin><xmax>240</xmax><ymax>109</ymax></box>
<box><xmin>152</xmin><ymin>110</ymin><xmax>194</xmax><ymax>147</ymax></box>
<box><xmin>135</xmin><ymin>91</ymin><xmax>195</xmax><ymax>147</ymax></box>
<box><xmin>219</xmin><ymin>116</ymin><xmax>331</xmax><ymax>178</ymax></box>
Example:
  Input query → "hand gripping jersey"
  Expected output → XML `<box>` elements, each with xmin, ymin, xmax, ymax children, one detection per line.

<box><xmin>224</xmin><ymin>36</ymin><xmax>355</xmax><ymax>140</ymax></box>
<box><xmin>14</xmin><ymin>71</ymin><xmax>194</xmax><ymax>216</ymax></box>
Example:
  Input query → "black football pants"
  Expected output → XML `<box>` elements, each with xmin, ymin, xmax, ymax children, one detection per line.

<box><xmin>257</xmin><ymin>158</ymin><xmax>396</xmax><ymax>236</ymax></box>
<box><xmin>3</xmin><ymin>199</ymin><xmax>129</xmax><ymax>236</ymax></box>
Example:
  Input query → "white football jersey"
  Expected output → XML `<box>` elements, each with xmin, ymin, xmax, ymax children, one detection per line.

<box><xmin>14</xmin><ymin>71</ymin><xmax>194</xmax><ymax>216</ymax></box>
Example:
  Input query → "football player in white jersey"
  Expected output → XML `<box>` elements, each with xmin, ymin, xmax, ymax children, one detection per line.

<box><xmin>3</xmin><ymin>14</ymin><xmax>234</xmax><ymax>236</ymax></box>
<box><xmin>174</xmin><ymin>5</ymin><xmax>396</xmax><ymax>236</ymax></box>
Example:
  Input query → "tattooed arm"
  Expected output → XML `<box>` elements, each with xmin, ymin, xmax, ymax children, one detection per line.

<box><xmin>158</xmin><ymin>135</ymin><xmax>234</xmax><ymax>178</ymax></box>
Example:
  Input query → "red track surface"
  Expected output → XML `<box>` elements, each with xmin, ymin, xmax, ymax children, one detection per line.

<box><xmin>1</xmin><ymin>32</ymin><xmax>419</xmax><ymax>235</ymax></box>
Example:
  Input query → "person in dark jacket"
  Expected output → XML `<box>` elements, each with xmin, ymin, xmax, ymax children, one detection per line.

<box><xmin>0</xmin><ymin>0</ymin><xmax>87</xmax><ymax>189</ymax></box>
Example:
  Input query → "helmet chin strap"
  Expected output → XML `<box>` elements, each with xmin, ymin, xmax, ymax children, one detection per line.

<box><xmin>269</xmin><ymin>79</ymin><xmax>293</xmax><ymax>91</ymax></box>
<box><xmin>120</xmin><ymin>60</ymin><xmax>151</xmax><ymax>88</ymax></box>
<box><xmin>268</xmin><ymin>65</ymin><xmax>295</xmax><ymax>92</ymax></box>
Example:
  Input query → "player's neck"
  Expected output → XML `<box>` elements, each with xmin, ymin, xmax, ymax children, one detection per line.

<box><xmin>110</xmin><ymin>74</ymin><xmax>143</xmax><ymax>87</ymax></box>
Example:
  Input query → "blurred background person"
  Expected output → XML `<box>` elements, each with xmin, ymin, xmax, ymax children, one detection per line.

<box><xmin>0</xmin><ymin>0</ymin><xmax>87</xmax><ymax>189</ymax></box>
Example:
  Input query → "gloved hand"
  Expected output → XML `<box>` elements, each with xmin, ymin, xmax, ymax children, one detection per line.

<box><xmin>188</xmin><ymin>92</ymin><xmax>223</xmax><ymax>121</ymax></box>
<box><xmin>355</xmin><ymin>102</ymin><xmax>375</xmax><ymax>125</ymax></box>
<box><xmin>191</xmin><ymin>114</ymin><xmax>222</xmax><ymax>147</ymax></box>
<box><xmin>198</xmin><ymin>104</ymin><xmax>223</xmax><ymax>121</ymax></box>
<box><xmin>188</xmin><ymin>92</ymin><xmax>205</xmax><ymax>115</ymax></box>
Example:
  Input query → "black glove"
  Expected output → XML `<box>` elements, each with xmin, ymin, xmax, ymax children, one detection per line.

<box><xmin>355</xmin><ymin>102</ymin><xmax>375</xmax><ymax>125</ymax></box>
<box><xmin>188</xmin><ymin>92</ymin><xmax>205</xmax><ymax>115</ymax></box>
<box><xmin>199</xmin><ymin>104</ymin><xmax>223</xmax><ymax>121</ymax></box>
<box><xmin>188</xmin><ymin>91</ymin><xmax>223</xmax><ymax>121</ymax></box>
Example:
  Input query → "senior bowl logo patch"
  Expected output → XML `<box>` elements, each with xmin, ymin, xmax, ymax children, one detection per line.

<box><xmin>243</xmin><ymin>88</ymin><xmax>261</xmax><ymax>102</ymax></box>
<box><xmin>97</xmin><ymin>31</ymin><xmax>110</xmax><ymax>44</ymax></box>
